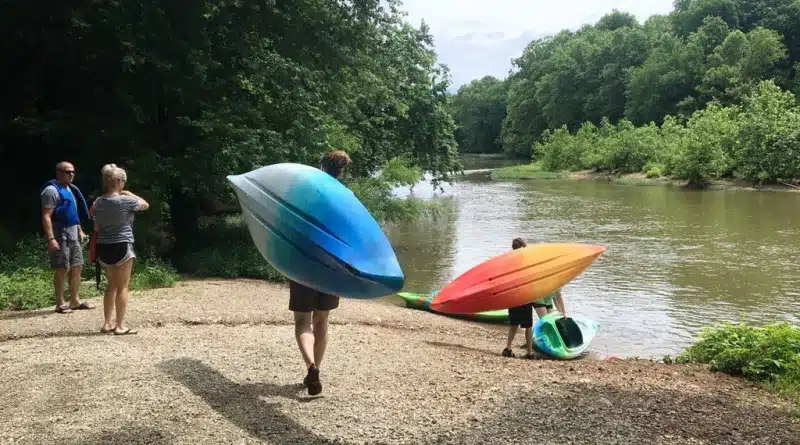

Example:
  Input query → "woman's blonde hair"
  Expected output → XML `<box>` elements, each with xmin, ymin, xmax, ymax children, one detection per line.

<box><xmin>102</xmin><ymin>163</ymin><xmax>127</xmax><ymax>191</ymax></box>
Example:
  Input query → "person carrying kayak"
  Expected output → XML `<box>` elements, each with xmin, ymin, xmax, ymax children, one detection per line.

<box><xmin>501</xmin><ymin>237</ymin><xmax>567</xmax><ymax>358</ymax></box>
<box><xmin>289</xmin><ymin>150</ymin><xmax>352</xmax><ymax>396</ymax></box>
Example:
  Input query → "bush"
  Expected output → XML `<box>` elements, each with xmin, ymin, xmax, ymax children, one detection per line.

<box><xmin>607</xmin><ymin>120</ymin><xmax>661</xmax><ymax>174</ymax></box>
<box><xmin>676</xmin><ymin>322</ymin><xmax>800</xmax><ymax>398</ymax></box>
<box><xmin>347</xmin><ymin>156</ymin><xmax>437</xmax><ymax>224</ymax></box>
<box><xmin>131</xmin><ymin>257</ymin><xmax>180</xmax><ymax>290</ymax></box>
<box><xmin>736</xmin><ymin>80</ymin><xmax>800</xmax><ymax>183</ymax></box>
<box><xmin>657</xmin><ymin>115</ymin><xmax>685</xmax><ymax>176</ymax></box>
<box><xmin>537</xmin><ymin>124</ymin><xmax>594</xmax><ymax>171</ymax></box>
<box><xmin>673</xmin><ymin>104</ymin><xmax>740</xmax><ymax>187</ymax></box>
<box><xmin>179</xmin><ymin>215</ymin><xmax>285</xmax><ymax>281</ymax></box>
<box><xmin>644</xmin><ymin>162</ymin><xmax>666</xmax><ymax>178</ymax></box>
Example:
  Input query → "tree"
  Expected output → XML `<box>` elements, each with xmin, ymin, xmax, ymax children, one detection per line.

<box><xmin>450</xmin><ymin>76</ymin><xmax>508</xmax><ymax>153</ymax></box>
<box><xmin>0</xmin><ymin>0</ymin><xmax>461</xmax><ymax>256</ymax></box>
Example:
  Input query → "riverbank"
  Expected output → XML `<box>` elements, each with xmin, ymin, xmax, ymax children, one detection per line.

<box><xmin>1</xmin><ymin>279</ymin><xmax>798</xmax><ymax>444</ymax></box>
<box><xmin>491</xmin><ymin>162</ymin><xmax>800</xmax><ymax>193</ymax></box>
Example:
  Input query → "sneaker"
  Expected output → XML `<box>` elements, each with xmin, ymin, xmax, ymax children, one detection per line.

<box><xmin>502</xmin><ymin>348</ymin><xmax>515</xmax><ymax>358</ymax></box>
<box><xmin>304</xmin><ymin>365</ymin><xmax>322</xmax><ymax>396</ymax></box>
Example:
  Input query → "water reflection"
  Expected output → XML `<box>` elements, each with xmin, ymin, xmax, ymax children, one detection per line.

<box><xmin>386</xmin><ymin>174</ymin><xmax>800</xmax><ymax>358</ymax></box>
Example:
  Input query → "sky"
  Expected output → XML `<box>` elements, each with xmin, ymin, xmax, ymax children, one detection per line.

<box><xmin>396</xmin><ymin>0</ymin><xmax>676</xmax><ymax>90</ymax></box>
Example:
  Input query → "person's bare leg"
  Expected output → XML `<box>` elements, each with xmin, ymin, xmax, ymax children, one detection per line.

<box><xmin>113</xmin><ymin>259</ymin><xmax>134</xmax><ymax>333</ymax></box>
<box><xmin>53</xmin><ymin>268</ymin><xmax>67</xmax><ymax>307</ymax></box>
<box><xmin>535</xmin><ymin>307</ymin><xmax>548</xmax><ymax>319</ymax></box>
<box><xmin>525</xmin><ymin>327</ymin><xmax>533</xmax><ymax>356</ymax></box>
<box><xmin>103</xmin><ymin>267</ymin><xmax>117</xmax><ymax>330</ymax></box>
<box><xmin>296</xmin><ymin>310</ymin><xmax>323</xmax><ymax>395</ymax></box>
<box><xmin>505</xmin><ymin>326</ymin><xmax>518</xmax><ymax>350</ymax></box>
<box><xmin>312</xmin><ymin>311</ymin><xmax>330</xmax><ymax>367</ymax></box>
<box><xmin>294</xmin><ymin>312</ymin><xmax>315</xmax><ymax>368</ymax></box>
<box><xmin>68</xmin><ymin>265</ymin><xmax>82</xmax><ymax>307</ymax></box>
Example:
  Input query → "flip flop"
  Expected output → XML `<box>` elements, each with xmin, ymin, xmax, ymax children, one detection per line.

<box><xmin>113</xmin><ymin>328</ymin><xmax>137</xmax><ymax>336</ymax></box>
<box><xmin>69</xmin><ymin>302</ymin><xmax>94</xmax><ymax>310</ymax></box>
<box><xmin>55</xmin><ymin>305</ymin><xmax>72</xmax><ymax>314</ymax></box>
<box><xmin>100</xmin><ymin>326</ymin><xmax>115</xmax><ymax>333</ymax></box>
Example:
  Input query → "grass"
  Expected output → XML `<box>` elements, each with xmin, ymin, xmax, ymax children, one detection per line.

<box><xmin>666</xmin><ymin>321</ymin><xmax>800</xmax><ymax>407</ymax></box>
<box><xmin>611</xmin><ymin>175</ymin><xmax>675</xmax><ymax>187</ymax></box>
<box><xmin>0</xmin><ymin>235</ymin><xmax>179</xmax><ymax>311</ymax></box>
<box><xmin>490</xmin><ymin>162</ymin><xmax>569</xmax><ymax>180</ymax></box>
<box><xmin>0</xmin><ymin>214</ymin><xmax>286</xmax><ymax>311</ymax></box>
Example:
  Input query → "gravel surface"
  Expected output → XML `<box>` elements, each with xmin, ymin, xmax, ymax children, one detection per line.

<box><xmin>1</xmin><ymin>279</ymin><xmax>798</xmax><ymax>444</ymax></box>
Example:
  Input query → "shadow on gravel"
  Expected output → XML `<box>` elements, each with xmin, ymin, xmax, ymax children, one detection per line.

<box><xmin>66</xmin><ymin>425</ymin><xmax>172</xmax><ymax>445</ymax></box>
<box><xmin>427</xmin><ymin>381</ymin><xmax>800</xmax><ymax>445</ymax></box>
<box><xmin>424</xmin><ymin>340</ymin><xmax>500</xmax><ymax>357</ymax></box>
<box><xmin>0</xmin><ymin>308</ymin><xmax>68</xmax><ymax>321</ymax></box>
<box><xmin>424</xmin><ymin>340</ymin><xmax>585</xmax><ymax>361</ymax></box>
<box><xmin>0</xmin><ymin>330</ymin><xmax>117</xmax><ymax>343</ymax></box>
<box><xmin>159</xmin><ymin>358</ymin><xmax>335</xmax><ymax>444</ymax></box>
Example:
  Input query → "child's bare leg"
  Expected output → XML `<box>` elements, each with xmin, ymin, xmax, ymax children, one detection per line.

<box><xmin>525</xmin><ymin>327</ymin><xmax>533</xmax><ymax>356</ymax></box>
<box><xmin>505</xmin><ymin>326</ymin><xmax>518</xmax><ymax>350</ymax></box>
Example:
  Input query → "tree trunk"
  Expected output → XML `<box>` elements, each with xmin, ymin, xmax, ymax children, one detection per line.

<box><xmin>169</xmin><ymin>185</ymin><xmax>200</xmax><ymax>262</ymax></box>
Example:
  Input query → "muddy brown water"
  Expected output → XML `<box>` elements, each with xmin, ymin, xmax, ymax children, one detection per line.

<box><xmin>382</xmin><ymin>166</ymin><xmax>800</xmax><ymax>359</ymax></box>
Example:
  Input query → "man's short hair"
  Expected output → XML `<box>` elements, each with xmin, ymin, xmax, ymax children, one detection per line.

<box><xmin>320</xmin><ymin>150</ymin><xmax>352</xmax><ymax>179</ymax></box>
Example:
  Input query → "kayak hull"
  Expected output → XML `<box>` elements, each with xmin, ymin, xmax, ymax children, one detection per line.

<box><xmin>533</xmin><ymin>312</ymin><xmax>600</xmax><ymax>360</ymax></box>
<box><xmin>397</xmin><ymin>292</ymin><xmax>508</xmax><ymax>324</ymax></box>
<box><xmin>430</xmin><ymin>243</ymin><xmax>606</xmax><ymax>314</ymax></box>
<box><xmin>227</xmin><ymin>163</ymin><xmax>404</xmax><ymax>298</ymax></box>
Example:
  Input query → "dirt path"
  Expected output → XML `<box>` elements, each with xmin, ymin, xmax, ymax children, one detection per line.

<box><xmin>1</xmin><ymin>279</ymin><xmax>798</xmax><ymax>444</ymax></box>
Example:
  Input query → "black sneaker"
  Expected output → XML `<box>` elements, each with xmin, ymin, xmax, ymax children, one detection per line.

<box><xmin>304</xmin><ymin>365</ymin><xmax>322</xmax><ymax>396</ymax></box>
<box><xmin>502</xmin><ymin>348</ymin><xmax>515</xmax><ymax>358</ymax></box>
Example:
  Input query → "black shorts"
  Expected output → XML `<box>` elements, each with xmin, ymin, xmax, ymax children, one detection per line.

<box><xmin>532</xmin><ymin>302</ymin><xmax>553</xmax><ymax>309</ymax></box>
<box><xmin>288</xmin><ymin>280</ymin><xmax>339</xmax><ymax>313</ymax></box>
<box><xmin>508</xmin><ymin>303</ymin><xmax>533</xmax><ymax>328</ymax></box>
<box><xmin>97</xmin><ymin>242</ymin><xmax>135</xmax><ymax>267</ymax></box>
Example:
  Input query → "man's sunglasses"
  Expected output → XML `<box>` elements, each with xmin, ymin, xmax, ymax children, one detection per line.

<box><xmin>58</xmin><ymin>170</ymin><xmax>75</xmax><ymax>174</ymax></box>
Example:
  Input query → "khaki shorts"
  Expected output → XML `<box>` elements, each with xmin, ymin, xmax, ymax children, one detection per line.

<box><xmin>288</xmin><ymin>280</ymin><xmax>339</xmax><ymax>312</ymax></box>
<box><xmin>49</xmin><ymin>238</ymin><xmax>84</xmax><ymax>269</ymax></box>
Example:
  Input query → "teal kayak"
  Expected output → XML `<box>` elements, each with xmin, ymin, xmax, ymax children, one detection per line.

<box><xmin>533</xmin><ymin>312</ymin><xmax>600</xmax><ymax>359</ymax></box>
<box><xmin>396</xmin><ymin>292</ymin><xmax>509</xmax><ymax>324</ymax></box>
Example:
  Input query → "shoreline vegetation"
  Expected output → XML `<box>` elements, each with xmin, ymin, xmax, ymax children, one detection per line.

<box><xmin>489</xmin><ymin>161</ymin><xmax>800</xmax><ymax>193</ymax></box>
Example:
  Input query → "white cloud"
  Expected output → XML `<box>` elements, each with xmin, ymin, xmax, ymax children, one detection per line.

<box><xmin>395</xmin><ymin>0</ymin><xmax>675</xmax><ymax>89</ymax></box>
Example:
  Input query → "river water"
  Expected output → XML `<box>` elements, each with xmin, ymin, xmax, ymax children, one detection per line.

<box><xmin>382</xmin><ymin>165</ymin><xmax>800</xmax><ymax>359</ymax></box>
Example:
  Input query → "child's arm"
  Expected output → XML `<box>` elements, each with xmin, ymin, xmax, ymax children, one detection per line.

<box><xmin>554</xmin><ymin>290</ymin><xmax>566</xmax><ymax>316</ymax></box>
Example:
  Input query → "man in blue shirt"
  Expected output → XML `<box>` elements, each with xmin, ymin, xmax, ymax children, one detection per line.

<box><xmin>41</xmin><ymin>161</ymin><xmax>93</xmax><ymax>313</ymax></box>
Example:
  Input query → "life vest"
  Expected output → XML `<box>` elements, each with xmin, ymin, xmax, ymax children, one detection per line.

<box><xmin>40</xmin><ymin>180</ymin><xmax>89</xmax><ymax>230</ymax></box>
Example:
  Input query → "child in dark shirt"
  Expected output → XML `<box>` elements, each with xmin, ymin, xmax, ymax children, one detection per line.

<box><xmin>501</xmin><ymin>237</ymin><xmax>566</xmax><ymax>358</ymax></box>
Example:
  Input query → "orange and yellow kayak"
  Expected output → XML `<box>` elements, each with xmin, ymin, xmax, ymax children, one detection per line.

<box><xmin>429</xmin><ymin>243</ymin><xmax>607</xmax><ymax>314</ymax></box>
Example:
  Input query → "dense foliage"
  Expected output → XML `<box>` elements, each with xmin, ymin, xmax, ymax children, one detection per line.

<box><xmin>454</xmin><ymin>1</ymin><xmax>800</xmax><ymax>187</ymax></box>
<box><xmin>0</xmin><ymin>0</ymin><xmax>460</xmax><ymax>265</ymax></box>
<box><xmin>535</xmin><ymin>80</ymin><xmax>800</xmax><ymax>186</ymax></box>
<box><xmin>449</xmin><ymin>76</ymin><xmax>508</xmax><ymax>154</ymax></box>
<box><xmin>672</xmin><ymin>321</ymin><xmax>800</xmax><ymax>399</ymax></box>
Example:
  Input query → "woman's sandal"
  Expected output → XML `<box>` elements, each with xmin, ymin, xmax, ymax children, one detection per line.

<box><xmin>113</xmin><ymin>328</ymin><xmax>137</xmax><ymax>336</ymax></box>
<box><xmin>100</xmin><ymin>326</ymin><xmax>115</xmax><ymax>333</ymax></box>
